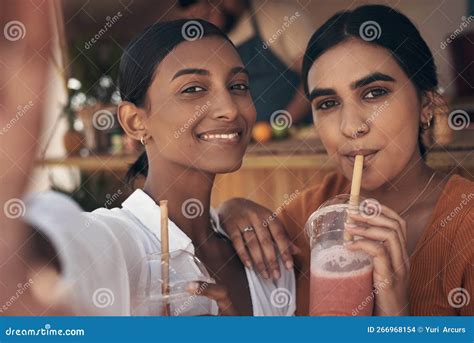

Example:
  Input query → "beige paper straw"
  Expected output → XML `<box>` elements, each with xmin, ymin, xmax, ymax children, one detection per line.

<box><xmin>345</xmin><ymin>155</ymin><xmax>364</xmax><ymax>241</ymax></box>
<box><xmin>160</xmin><ymin>200</ymin><xmax>171</xmax><ymax>316</ymax></box>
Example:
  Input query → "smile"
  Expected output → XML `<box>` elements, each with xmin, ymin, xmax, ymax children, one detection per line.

<box><xmin>197</xmin><ymin>130</ymin><xmax>243</xmax><ymax>145</ymax></box>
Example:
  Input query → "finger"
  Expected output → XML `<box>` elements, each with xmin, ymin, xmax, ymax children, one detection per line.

<box><xmin>249</xmin><ymin>214</ymin><xmax>281</xmax><ymax>279</ymax></box>
<box><xmin>379</xmin><ymin>205</ymin><xmax>407</xmax><ymax>243</ymax></box>
<box><xmin>346</xmin><ymin>239</ymin><xmax>394</xmax><ymax>283</ymax></box>
<box><xmin>349</xmin><ymin>212</ymin><xmax>406</xmax><ymax>248</ymax></box>
<box><xmin>187</xmin><ymin>282</ymin><xmax>237</xmax><ymax>316</ymax></box>
<box><xmin>266</xmin><ymin>218</ymin><xmax>295</xmax><ymax>270</ymax></box>
<box><xmin>241</xmin><ymin>227</ymin><xmax>270</xmax><ymax>279</ymax></box>
<box><xmin>228</xmin><ymin>229</ymin><xmax>252</xmax><ymax>269</ymax></box>
<box><xmin>346</xmin><ymin>226</ymin><xmax>407</xmax><ymax>277</ymax></box>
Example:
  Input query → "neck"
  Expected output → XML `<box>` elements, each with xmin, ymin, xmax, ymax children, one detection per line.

<box><xmin>143</xmin><ymin>157</ymin><xmax>215</xmax><ymax>245</ymax></box>
<box><xmin>361</xmin><ymin>150</ymin><xmax>435</xmax><ymax>214</ymax></box>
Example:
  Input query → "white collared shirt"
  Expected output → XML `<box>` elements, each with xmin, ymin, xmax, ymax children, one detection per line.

<box><xmin>24</xmin><ymin>190</ymin><xmax>295</xmax><ymax>316</ymax></box>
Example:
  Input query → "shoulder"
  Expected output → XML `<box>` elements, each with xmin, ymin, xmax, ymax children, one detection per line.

<box><xmin>434</xmin><ymin>175</ymin><xmax>474</xmax><ymax>230</ymax></box>
<box><xmin>430</xmin><ymin>175</ymin><xmax>474</xmax><ymax>263</ymax></box>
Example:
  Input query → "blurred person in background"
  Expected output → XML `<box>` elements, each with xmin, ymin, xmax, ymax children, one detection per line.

<box><xmin>178</xmin><ymin>0</ymin><xmax>314</xmax><ymax>123</ymax></box>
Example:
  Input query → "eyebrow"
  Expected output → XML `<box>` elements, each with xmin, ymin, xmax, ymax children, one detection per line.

<box><xmin>308</xmin><ymin>72</ymin><xmax>396</xmax><ymax>102</ymax></box>
<box><xmin>171</xmin><ymin>66</ymin><xmax>249</xmax><ymax>81</ymax></box>
<box><xmin>229</xmin><ymin>66</ymin><xmax>249</xmax><ymax>77</ymax></box>
<box><xmin>351</xmin><ymin>72</ymin><xmax>395</xmax><ymax>89</ymax></box>
<box><xmin>171</xmin><ymin>68</ymin><xmax>209</xmax><ymax>81</ymax></box>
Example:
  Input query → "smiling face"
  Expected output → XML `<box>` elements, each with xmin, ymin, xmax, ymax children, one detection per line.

<box><xmin>140</xmin><ymin>37</ymin><xmax>256</xmax><ymax>174</ymax></box>
<box><xmin>307</xmin><ymin>39</ymin><xmax>423</xmax><ymax>190</ymax></box>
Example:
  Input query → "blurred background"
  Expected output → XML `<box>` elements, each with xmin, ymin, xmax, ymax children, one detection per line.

<box><xmin>29</xmin><ymin>0</ymin><xmax>473</xmax><ymax>211</ymax></box>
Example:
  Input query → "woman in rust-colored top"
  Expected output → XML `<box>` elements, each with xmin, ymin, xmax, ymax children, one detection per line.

<box><xmin>217</xmin><ymin>5</ymin><xmax>473</xmax><ymax>316</ymax></box>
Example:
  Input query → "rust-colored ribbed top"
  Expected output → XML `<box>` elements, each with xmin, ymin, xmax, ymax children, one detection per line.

<box><xmin>279</xmin><ymin>172</ymin><xmax>473</xmax><ymax>316</ymax></box>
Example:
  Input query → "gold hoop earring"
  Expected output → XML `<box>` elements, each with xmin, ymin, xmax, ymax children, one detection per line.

<box><xmin>140</xmin><ymin>136</ymin><xmax>147</xmax><ymax>146</ymax></box>
<box><xmin>421</xmin><ymin>113</ymin><xmax>433</xmax><ymax>131</ymax></box>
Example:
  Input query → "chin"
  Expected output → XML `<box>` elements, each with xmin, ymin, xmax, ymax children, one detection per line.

<box><xmin>212</xmin><ymin>159</ymin><xmax>244</xmax><ymax>174</ymax></box>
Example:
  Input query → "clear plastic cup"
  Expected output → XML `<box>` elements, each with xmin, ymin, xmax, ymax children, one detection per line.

<box><xmin>305</xmin><ymin>195</ymin><xmax>374</xmax><ymax>316</ymax></box>
<box><xmin>131</xmin><ymin>250</ymin><xmax>216</xmax><ymax>316</ymax></box>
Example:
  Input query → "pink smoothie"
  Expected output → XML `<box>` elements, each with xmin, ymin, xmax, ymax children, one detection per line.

<box><xmin>309</xmin><ymin>245</ymin><xmax>373</xmax><ymax>316</ymax></box>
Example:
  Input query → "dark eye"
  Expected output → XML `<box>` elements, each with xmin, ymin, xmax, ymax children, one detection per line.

<box><xmin>182</xmin><ymin>85</ymin><xmax>205</xmax><ymax>94</ymax></box>
<box><xmin>230</xmin><ymin>83</ymin><xmax>249</xmax><ymax>91</ymax></box>
<box><xmin>316</xmin><ymin>99</ymin><xmax>339</xmax><ymax>110</ymax></box>
<box><xmin>364</xmin><ymin>88</ymin><xmax>388</xmax><ymax>99</ymax></box>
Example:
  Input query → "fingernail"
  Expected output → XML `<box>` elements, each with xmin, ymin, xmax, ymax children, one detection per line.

<box><xmin>245</xmin><ymin>261</ymin><xmax>252</xmax><ymax>269</ymax></box>
<box><xmin>273</xmin><ymin>270</ymin><xmax>280</xmax><ymax>280</ymax></box>
<box><xmin>285</xmin><ymin>260</ymin><xmax>293</xmax><ymax>270</ymax></box>
<box><xmin>262</xmin><ymin>271</ymin><xmax>269</xmax><ymax>279</ymax></box>
<box><xmin>187</xmin><ymin>282</ymin><xmax>199</xmax><ymax>292</ymax></box>
<box><xmin>345</xmin><ymin>223</ymin><xmax>357</xmax><ymax>229</ymax></box>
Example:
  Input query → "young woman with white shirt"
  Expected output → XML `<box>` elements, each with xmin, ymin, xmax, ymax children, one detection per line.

<box><xmin>24</xmin><ymin>19</ymin><xmax>295</xmax><ymax>316</ymax></box>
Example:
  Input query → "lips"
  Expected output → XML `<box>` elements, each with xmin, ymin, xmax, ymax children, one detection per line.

<box><xmin>342</xmin><ymin>149</ymin><xmax>379</xmax><ymax>165</ymax></box>
<box><xmin>196</xmin><ymin>128</ymin><xmax>243</xmax><ymax>145</ymax></box>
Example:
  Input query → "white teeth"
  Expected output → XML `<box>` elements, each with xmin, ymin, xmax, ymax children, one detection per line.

<box><xmin>199</xmin><ymin>132</ymin><xmax>239</xmax><ymax>141</ymax></box>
